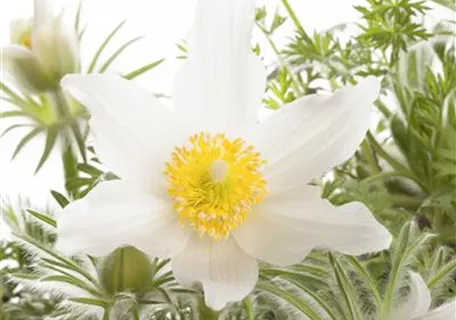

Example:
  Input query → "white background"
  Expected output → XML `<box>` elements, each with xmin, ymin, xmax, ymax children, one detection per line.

<box><xmin>0</xmin><ymin>0</ymin><xmax>453</xmax><ymax>238</ymax></box>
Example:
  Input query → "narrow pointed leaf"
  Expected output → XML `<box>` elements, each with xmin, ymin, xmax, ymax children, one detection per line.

<box><xmin>0</xmin><ymin>81</ymin><xmax>27</xmax><ymax>106</ymax></box>
<box><xmin>74</xmin><ymin>1</ymin><xmax>83</xmax><ymax>33</ymax></box>
<box><xmin>35</xmin><ymin>127</ymin><xmax>59</xmax><ymax>173</ymax></box>
<box><xmin>79</xmin><ymin>24</ymin><xmax>88</xmax><ymax>41</ymax></box>
<box><xmin>427</xmin><ymin>258</ymin><xmax>456</xmax><ymax>289</ymax></box>
<box><xmin>328</xmin><ymin>254</ymin><xmax>364</xmax><ymax>320</ymax></box>
<box><xmin>70</xmin><ymin>121</ymin><xmax>87</xmax><ymax>162</ymax></box>
<box><xmin>1</xmin><ymin>110</ymin><xmax>27</xmax><ymax>118</ymax></box>
<box><xmin>98</xmin><ymin>36</ymin><xmax>143</xmax><ymax>72</ymax></box>
<box><xmin>257</xmin><ymin>281</ymin><xmax>324</xmax><ymax>319</ymax></box>
<box><xmin>69</xmin><ymin>298</ymin><xmax>108</xmax><ymax>308</ymax></box>
<box><xmin>87</xmin><ymin>20</ymin><xmax>126</xmax><ymax>73</ymax></box>
<box><xmin>26</xmin><ymin>209</ymin><xmax>57</xmax><ymax>228</ymax></box>
<box><xmin>123</xmin><ymin>59</ymin><xmax>165</xmax><ymax>80</ymax></box>
<box><xmin>78</xmin><ymin>163</ymin><xmax>103</xmax><ymax>177</ymax></box>
<box><xmin>285</xmin><ymin>278</ymin><xmax>339</xmax><ymax>320</ymax></box>
<box><xmin>1</xmin><ymin>124</ymin><xmax>33</xmax><ymax>136</ymax></box>
<box><xmin>50</xmin><ymin>190</ymin><xmax>70</xmax><ymax>208</ymax></box>
<box><xmin>12</xmin><ymin>127</ymin><xmax>45</xmax><ymax>159</ymax></box>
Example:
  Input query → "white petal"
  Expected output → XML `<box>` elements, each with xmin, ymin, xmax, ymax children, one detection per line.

<box><xmin>234</xmin><ymin>186</ymin><xmax>391</xmax><ymax>266</ymax></box>
<box><xmin>57</xmin><ymin>180</ymin><xmax>189</xmax><ymax>258</ymax></box>
<box><xmin>393</xmin><ymin>272</ymin><xmax>432</xmax><ymax>319</ymax></box>
<box><xmin>61</xmin><ymin>74</ymin><xmax>184</xmax><ymax>184</ymax></box>
<box><xmin>418</xmin><ymin>300</ymin><xmax>456</xmax><ymax>320</ymax></box>
<box><xmin>172</xmin><ymin>0</ymin><xmax>266</xmax><ymax>134</ymax></box>
<box><xmin>34</xmin><ymin>0</ymin><xmax>54</xmax><ymax>28</ymax></box>
<box><xmin>409</xmin><ymin>272</ymin><xmax>432</xmax><ymax>316</ymax></box>
<box><xmin>248</xmin><ymin>77</ymin><xmax>380</xmax><ymax>191</ymax></box>
<box><xmin>10</xmin><ymin>18</ymin><xmax>32</xmax><ymax>44</ymax></box>
<box><xmin>234</xmin><ymin>208</ymin><xmax>313</xmax><ymax>266</ymax></box>
<box><xmin>32</xmin><ymin>18</ymin><xmax>79</xmax><ymax>79</ymax></box>
<box><xmin>172</xmin><ymin>236</ymin><xmax>258</xmax><ymax>310</ymax></box>
<box><xmin>2</xmin><ymin>45</ymin><xmax>51</xmax><ymax>92</ymax></box>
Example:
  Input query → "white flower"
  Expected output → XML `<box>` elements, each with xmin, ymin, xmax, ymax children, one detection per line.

<box><xmin>2</xmin><ymin>0</ymin><xmax>79</xmax><ymax>92</ymax></box>
<box><xmin>56</xmin><ymin>0</ymin><xmax>391</xmax><ymax>310</ymax></box>
<box><xmin>391</xmin><ymin>272</ymin><xmax>456</xmax><ymax>320</ymax></box>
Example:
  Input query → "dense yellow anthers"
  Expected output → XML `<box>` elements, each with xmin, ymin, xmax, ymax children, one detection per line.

<box><xmin>165</xmin><ymin>132</ymin><xmax>267</xmax><ymax>239</ymax></box>
<box><xmin>21</xmin><ymin>36</ymin><xmax>32</xmax><ymax>49</ymax></box>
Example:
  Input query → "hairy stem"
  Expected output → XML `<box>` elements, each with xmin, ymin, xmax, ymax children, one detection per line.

<box><xmin>49</xmin><ymin>89</ymin><xmax>81</xmax><ymax>198</ymax></box>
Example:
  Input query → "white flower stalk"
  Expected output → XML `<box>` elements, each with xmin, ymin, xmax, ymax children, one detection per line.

<box><xmin>56</xmin><ymin>0</ymin><xmax>391</xmax><ymax>310</ymax></box>
<box><xmin>390</xmin><ymin>272</ymin><xmax>456</xmax><ymax>320</ymax></box>
<box><xmin>2</xmin><ymin>0</ymin><xmax>79</xmax><ymax>93</ymax></box>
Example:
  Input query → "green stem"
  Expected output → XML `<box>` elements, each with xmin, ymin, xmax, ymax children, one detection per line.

<box><xmin>256</xmin><ymin>23</ymin><xmax>304</xmax><ymax>96</ymax></box>
<box><xmin>366</xmin><ymin>131</ymin><xmax>428</xmax><ymax>192</ymax></box>
<box><xmin>49</xmin><ymin>89</ymin><xmax>80</xmax><ymax>198</ymax></box>
<box><xmin>389</xmin><ymin>194</ymin><xmax>423</xmax><ymax>209</ymax></box>
<box><xmin>198</xmin><ymin>302</ymin><xmax>219</xmax><ymax>320</ymax></box>
<box><xmin>62</xmin><ymin>145</ymin><xmax>79</xmax><ymax>198</ymax></box>
<box><xmin>103</xmin><ymin>309</ymin><xmax>110</xmax><ymax>320</ymax></box>
<box><xmin>361</xmin><ymin>140</ymin><xmax>380</xmax><ymax>173</ymax></box>
<box><xmin>243</xmin><ymin>297</ymin><xmax>254</xmax><ymax>320</ymax></box>
<box><xmin>363</xmin><ymin>170</ymin><xmax>423</xmax><ymax>187</ymax></box>
<box><xmin>280</xmin><ymin>0</ymin><xmax>308</xmax><ymax>36</ymax></box>
<box><xmin>375</xmin><ymin>100</ymin><xmax>392</xmax><ymax>119</ymax></box>
<box><xmin>51</xmin><ymin>88</ymin><xmax>72</xmax><ymax>121</ymax></box>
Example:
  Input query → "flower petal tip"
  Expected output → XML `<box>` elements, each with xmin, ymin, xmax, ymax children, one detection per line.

<box><xmin>358</xmin><ymin>76</ymin><xmax>382</xmax><ymax>101</ymax></box>
<box><xmin>60</xmin><ymin>73</ymin><xmax>82</xmax><ymax>89</ymax></box>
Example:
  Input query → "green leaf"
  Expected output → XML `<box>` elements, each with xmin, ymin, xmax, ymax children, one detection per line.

<box><xmin>1</xmin><ymin>124</ymin><xmax>33</xmax><ymax>137</ymax></box>
<box><xmin>70</xmin><ymin>121</ymin><xmax>87</xmax><ymax>162</ymax></box>
<box><xmin>98</xmin><ymin>36</ymin><xmax>143</xmax><ymax>72</ymax></box>
<box><xmin>257</xmin><ymin>281</ymin><xmax>324</xmax><ymax>320</ymax></box>
<box><xmin>328</xmin><ymin>254</ymin><xmax>364</xmax><ymax>320</ymax></box>
<box><xmin>69</xmin><ymin>298</ymin><xmax>108</xmax><ymax>308</ymax></box>
<box><xmin>14</xmin><ymin>233</ymin><xmax>98</xmax><ymax>284</ymax></box>
<box><xmin>79</xmin><ymin>24</ymin><xmax>88</xmax><ymax>41</ymax></box>
<box><xmin>26</xmin><ymin>209</ymin><xmax>57</xmax><ymax>228</ymax></box>
<box><xmin>12</xmin><ymin>127</ymin><xmax>45</xmax><ymax>159</ymax></box>
<box><xmin>87</xmin><ymin>20</ymin><xmax>126</xmax><ymax>73</ymax></box>
<box><xmin>123</xmin><ymin>59</ymin><xmax>165</xmax><ymax>80</ymax></box>
<box><xmin>0</xmin><ymin>81</ymin><xmax>26</xmax><ymax>104</ymax></box>
<box><xmin>381</xmin><ymin>223</ymin><xmax>435</xmax><ymax>317</ymax></box>
<box><xmin>284</xmin><ymin>278</ymin><xmax>339</xmax><ymax>320</ymax></box>
<box><xmin>41</xmin><ymin>275</ymin><xmax>101</xmax><ymax>297</ymax></box>
<box><xmin>35</xmin><ymin>127</ymin><xmax>59</xmax><ymax>173</ymax></box>
<box><xmin>74</xmin><ymin>1</ymin><xmax>83</xmax><ymax>33</ymax></box>
<box><xmin>10</xmin><ymin>273</ymin><xmax>41</xmax><ymax>280</ymax></box>
<box><xmin>346</xmin><ymin>256</ymin><xmax>382</xmax><ymax>309</ymax></box>
<box><xmin>427</xmin><ymin>258</ymin><xmax>456</xmax><ymax>289</ymax></box>
<box><xmin>1</xmin><ymin>110</ymin><xmax>27</xmax><ymax>118</ymax></box>
<box><xmin>261</xmin><ymin>267</ymin><xmax>328</xmax><ymax>287</ymax></box>
<box><xmin>51</xmin><ymin>190</ymin><xmax>70</xmax><ymax>208</ymax></box>
<box><xmin>77</xmin><ymin>163</ymin><xmax>103</xmax><ymax>177</ymax></box>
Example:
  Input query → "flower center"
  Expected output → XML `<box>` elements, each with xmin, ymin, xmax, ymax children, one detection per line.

<box><xmin>21</xmin><ymin>36</ymin><xmax>32</xmax><ymax>49</ymax></box>
<box><xmin>165</xmin><ymin>132</ymin><xmax>267</xmax><ymax>239</ymax></box>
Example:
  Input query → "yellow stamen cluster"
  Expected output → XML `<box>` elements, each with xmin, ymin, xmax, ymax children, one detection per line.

<box><xmin>21</xmin><ymin>36</ymin><xmax>32</xmax><ymax>49</ymax></box>
<box><xmin>165</xmin><ymin>132</ymin><xmax>267</xmax><ymax>239</ymax></box>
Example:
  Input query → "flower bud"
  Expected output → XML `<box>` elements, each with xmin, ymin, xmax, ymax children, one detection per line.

<box><xmin>32</xmin><ymin>18</ymin><xmax>80</xmax><ymax>84</ymax></box>
<box><xmin>3</xmin><ymin>45</ymin><xmax>55</xmax><ymax>92</ymax></box>
<box><xmin>98</xmin><ymin>246</ymin><xmax>154</xmax><ymax>295</ymax></box>
<box><xmin>10</xmin><ymin>18</ymin><xmax>33</xmax><ymax>48</ymax></box>
<box><xmin>2</xmin><ymin>0</ymin><xmax>80</xmax><ymax>94</ymax></box>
